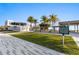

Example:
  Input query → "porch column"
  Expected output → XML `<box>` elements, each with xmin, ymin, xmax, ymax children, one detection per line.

<box><xmin>54</xmin><ymin>27</ymin><xmax>55</xmax><ymax>32</ymax></box>
<box><xmin>74</xmin><ymin>25</ymin><xmax>76</xmax><ymax>32</ymax></box>
<box><xmin>77</xmin><ymin>24</ymin><xmax>78</xmax><ymax>32</ymax></box>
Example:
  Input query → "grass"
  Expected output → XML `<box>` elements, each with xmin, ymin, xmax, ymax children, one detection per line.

<box><xmin>11</xmin><ymin>32</ymin><xmax>79</xmax><ymax>55</ymax></box>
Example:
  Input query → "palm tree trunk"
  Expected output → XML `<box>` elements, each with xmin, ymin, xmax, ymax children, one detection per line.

<box><xmin>52</xmin><ymin>22</ymin><xmax>55</xmax><ymax>32</ymax></box>
<box><xmin>30</xmin><ymin>23</ymin><xmax>32</xmax><ymax>31</ymax></box>
<box><xmin>53</xmin><ymin>21</ymin><xmax>56</xmax><ymax>32</ymax></box>
<box><xmin>34</xmin><ymin>23</ymin><xmax>36</xmax><ymax>32</ymax></box>
<box><xmin>35</xmin><ymin>23</ymin><xmax>36</xmax><ymax>27</ymax></box>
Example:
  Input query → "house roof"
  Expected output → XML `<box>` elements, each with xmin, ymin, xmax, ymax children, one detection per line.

<box><xmin>59</xmin><ymin>20</ymin><xmax>79</xmax><ymax>25</ymax></box>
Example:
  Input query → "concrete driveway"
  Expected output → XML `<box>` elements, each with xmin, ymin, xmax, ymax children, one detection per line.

<box><xmin>0</xmin><ymin>33</ymin><xmax>64</xmax><ymax>55</ymax></box>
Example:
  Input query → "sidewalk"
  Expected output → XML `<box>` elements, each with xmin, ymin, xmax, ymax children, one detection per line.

<box><xmin>0</xmin><ymin>33</ymin><xmax>64</xmax><ymax>55</ymax></box>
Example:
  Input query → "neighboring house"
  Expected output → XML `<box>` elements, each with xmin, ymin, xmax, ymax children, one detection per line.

<box><xmin>5</xmin><ymin>20</ymin><xmax>30</xmax><ymax>32</ymax></box>
<box><xmin>48</xmin><ymin>21</ymin><xmax>59</xmax><ymax>31</ymax></box>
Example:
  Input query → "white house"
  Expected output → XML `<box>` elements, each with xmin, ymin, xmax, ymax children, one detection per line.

<box><xmin>48</xmin><ymin>21</ymin><xmax>59</xmax><ymax>31</ymax></box>
<box><xmin>5</xmin><ymin>20</ymin><xmax>30</xmax><ymax>32</ymax></box>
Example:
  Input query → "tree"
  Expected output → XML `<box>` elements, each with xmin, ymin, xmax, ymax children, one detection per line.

<box><xmin>27</xmin><ymin>16</ymin><xmax>34</xmax><ymax>30</ymax></box>
<box><xmin>34</xmin><ymin>19</ymin><xmax>37</xmax><ymax>27</ymax></box>
<box><xmin>33</xmin><ymin>19</ymin><xmax>39</xmax><ymax>32</ymax></box>
<box><xmin>40</xmin><ymin>16</ymin><xmax>49</xmax><ymax>32</ymax></box>
<box><xmin>49</xmin><ymin>14</ymin><xmax>58</xmax><ymax>26</ymax></box>
<box><xmin>0</xmin><ymin>26</ymin><xmax>6</xmax><ymax>31</ymax></box>
<box><xmin>41</xmin><ymin>16</ymin><xmax>49</xmax><ymax>24</ymax></box>
<box><xmin>49</xmin><ymin>14</ymin><xmax>59</xmax><ymax>32</ymax></box>
<box><xmin>27</xmin><ymin>16</ymin><xmax>35</xmax><ymax>31</ymax></box>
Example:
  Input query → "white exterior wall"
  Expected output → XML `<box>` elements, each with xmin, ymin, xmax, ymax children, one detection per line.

<box><xmin>8</xmin><ymin>26</ymin><xmax>20</xmax><ymax>31</ymax></box>
<box><xmin>19</xmin><ymin>26</ymin><xmax>29</xmax><ymax>32</ymax></box>
<box><xmin>5</xmin><ymin>20</ymin><xmax>14</xmax><ymax>26</ymax></box>
<box><xmin>5</xmin><ymin>20</ymin><xmax>30</xmax><ymax>32</ymax></box>
<box><xmin>8</xmin><ymin>25</ymin><xmax>30</xmax><ymax>32</ymax></box>
<box><xmin>48</xmin><ymin>21</ymin><xmax>59</xmax><ymax>31</ymax></box>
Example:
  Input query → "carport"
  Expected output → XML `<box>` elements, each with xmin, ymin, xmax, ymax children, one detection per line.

<box><xmin>59</xmin><ymin>20</ymin><xmax>79</xmax><ymax>32</ymax></box>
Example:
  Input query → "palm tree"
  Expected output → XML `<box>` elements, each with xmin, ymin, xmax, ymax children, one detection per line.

<box><xmin>34</xmin><ymin>19</ymin><xmax>37</xmax><ymax>27</ymax></box>
<box><xmin>27</xmin><ymin>16</ymin><xmax>35</xmax><ymax>31</ymax></box>
<box><xmin>40</xmin><ymin>16</ymin><xmax>49</xmax><ymax>32</ymax></box>
<box><xmin>49</xmin><ymin>14</ymin><xmax>59</xmax><ymax>32</ymax></box>
<box><xmin>49</xmin><ymin>14</ymin><xmax>58</xmax><ymax>26</ymax></box>
<box><xmin>41</xmin><ymin>16</ymin><xmax>49</xmax><ymax>24</ymax></box>
<box><xmin>33</xmin><ymin>19</ymin><xmax>38</xmax><ymax>32</ymax></box>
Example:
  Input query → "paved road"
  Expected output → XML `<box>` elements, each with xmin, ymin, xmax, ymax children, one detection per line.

<box><xmin>0</xmin><ymin>33</ymin><xmax>64</xmax><ymax>55</ymax></box>
<box><xmin>70</xmin><ymin>32</ymin><xmax>79</xmax><ymax>47</ymax></box>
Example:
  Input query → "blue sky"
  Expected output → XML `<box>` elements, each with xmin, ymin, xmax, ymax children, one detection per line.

<box><xmin>0</xmin><ymin>3</ymin><xmax>79</xmax><ymax>26</ymax></box>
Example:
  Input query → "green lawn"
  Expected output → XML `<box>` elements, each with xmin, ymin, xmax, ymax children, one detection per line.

<box><xmin>11</xmin><ymin>32</ymin><xmax>79</xmax><ymax>55</ymax></box>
